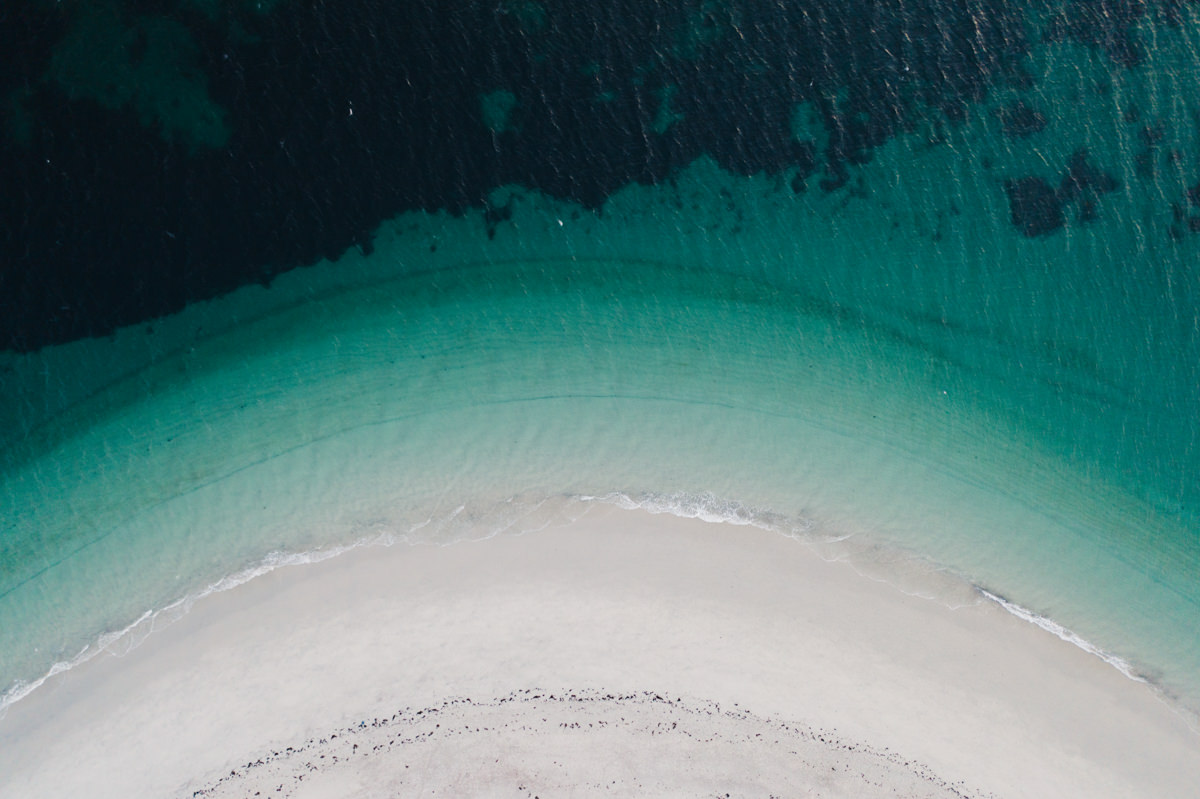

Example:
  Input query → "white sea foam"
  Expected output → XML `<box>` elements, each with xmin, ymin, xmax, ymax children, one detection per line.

<box><xmin>580</xmin><ymin>489</ymin><xmax>816</xmax><ymax>537</ymax></box>
<box><xmin>0</xmin><ymin>491</ymin><xmax>693</xmax><ymax>718</ymax></box>
<box><xmin>582</xmin><ymin>490</ymin><xmax>1158</xmax><ymax>692</ymax></box>
<box><xmin>978</xmin><ymin>588</ymin><xmax>1146</xmax><ymax>683</ymax></box>
<box><xmin>0</xmin><ymin>538</ymin><xmax>376</xmax><ymax>720</ymax></box>
<box><xmin>0</xmin><ymin>493</ymin><xmax>592</xmax><ymax>719</ymax></box>
<box><xmin>0</xmin><ymin>488</ymin><xmax>1161</xmax><ymax>725</ymax></box>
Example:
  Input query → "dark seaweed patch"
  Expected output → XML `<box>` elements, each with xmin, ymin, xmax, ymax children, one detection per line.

<box><xmin>1005</xmin><ymin>176</ymin><xmax>1065</xmax><ymax>237</ymax></box>
<box><xmin>1005</xmin><ymin>150</ymin><xmax>1118</xmax><ymax>237</ymax></box>
<box><xmin>996</xmin><ymin>101</ymin><xmax>1047</xmax><ymax>138</ymax></box>
<box><xmin>1058</xmin><ymin>149</ymin><xmax>1119</xmax><ymax>202</ymax></box>
<box><xmin>1046</xmin><ymin>0</ymin><xmax>1148</xmax><ymax>68</ymax></box>
<box><xmin>3</xmin><ymin>0</ymin><xmax>1191</xmax><ymax>350</ymax></box>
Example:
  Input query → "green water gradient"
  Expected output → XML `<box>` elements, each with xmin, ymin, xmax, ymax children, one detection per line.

<box><xmin>2</xmin><ymin>183</ymin><xmax>1199</xmax><ymax>711</ymax></box>
<box><xmin>5</xmin><ymin>19</ymin><xmax>1200</xmax><ymax>710</ymax></box>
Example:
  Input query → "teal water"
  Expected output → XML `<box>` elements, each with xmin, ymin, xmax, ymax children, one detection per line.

<box><xmin>4</xmin><ymin>24</ymin><xmax>1200</xmax><ymax>719</ymax></box>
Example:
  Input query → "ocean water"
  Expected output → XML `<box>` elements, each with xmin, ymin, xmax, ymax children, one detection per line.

<box><xmin>2</xmin><ymin>0</ymin><xmax>1200</xmax><ymax>721</ymax></box>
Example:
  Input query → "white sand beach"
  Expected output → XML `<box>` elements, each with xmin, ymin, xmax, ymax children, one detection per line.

<box><xmin>1</xmin><ymin>504</ymin><xmax>1197</xmax><ymax>798</ymax></box>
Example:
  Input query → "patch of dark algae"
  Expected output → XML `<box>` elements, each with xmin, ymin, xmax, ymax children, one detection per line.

<box><xmin>0</xmin><ymin>0</ymin><xmax>1033</xmax><ymax>352</ymax></box>
<box><xmin>1004</xmin><ymin>149</ymin><xmax>1120</xmax><ymax>237</ymax></box>
<box><xmin>3</xmin><ymin>0</ymin><xmax>1190</xmax><ymax>351</ymax></box>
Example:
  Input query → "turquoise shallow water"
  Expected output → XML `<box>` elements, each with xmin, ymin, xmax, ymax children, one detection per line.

<box><xmin>3</xmin><ymin>149</ymin><xmax>1200</xmax><ymax>717</ymax></box>
<box><xmin>3</xmin><ymin>9</ymin><xmax>1200</xmax><ymax>721</ymax></box>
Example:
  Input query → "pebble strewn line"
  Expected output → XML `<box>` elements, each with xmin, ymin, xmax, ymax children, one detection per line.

<box><xmin>190</xmin><ymin>688</ymin><xmax>994</xmax><ymax>798</ymax></box>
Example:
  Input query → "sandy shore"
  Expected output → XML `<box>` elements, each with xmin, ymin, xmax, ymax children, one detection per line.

<box><xmin>1</xmin><ymin>505</ymin><xmax>1197</xmax><ymax>797</ymax></box>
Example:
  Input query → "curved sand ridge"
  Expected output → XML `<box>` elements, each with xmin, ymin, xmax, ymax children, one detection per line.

<box><xmin>1</xmin><ymin>507</ymin><xmax>1197</xmax><ymax>798</ymax></box>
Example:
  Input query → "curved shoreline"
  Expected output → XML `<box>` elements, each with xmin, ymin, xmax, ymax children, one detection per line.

<box><xmin>4</xmin><ymin>248</ymin><xmax>1198</xmax><ymax>724</ymax></box>
<box><xmin>1</xmin><ymin>505</ymin><xmax>1196</xmax><ymax>798</ymax></box>
<box><xmin>1</xmin><ymin>491</ymin><xmax>1174</xmax><ymax>723</ymax></box>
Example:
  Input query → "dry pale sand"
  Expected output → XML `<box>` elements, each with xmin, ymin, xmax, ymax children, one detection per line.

<box><xmin>0</xmin><ymin>505</ymin><xmax>1197</xmax><ymax>798</ymax></box>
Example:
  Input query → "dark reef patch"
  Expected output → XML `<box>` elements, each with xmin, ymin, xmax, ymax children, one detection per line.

<box><xmin>1005</xmin><ymin>176</ymin><xmax>1066</xmax><ymax>237</ymax></box>
<box><xmin>1046</xmin><ymin>0</ymin><xmax>1148</xmax><ymax>68</ymax></box>
<box><xmin>996</xmin><ymin>101</ymin><xmax>1047</xmax><ymax>139</ymax></box>
<box><xmin>0</xmin><ymin>0</ymin><xmax>1188</xmax><ymax>350</ymax></box>
<box><xmin>1004</xmin><ymin>150</ymin><xmax>1119</xmax><ymax>237</ymax></box>
<box><xmin>1058</xmin><ymin>149</ymin><xmax>1120</xmax><ymax>203</ymax></box>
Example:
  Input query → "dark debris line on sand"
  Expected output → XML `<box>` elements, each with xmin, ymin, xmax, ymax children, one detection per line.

<box><xmin>189</xmin><ymin>688</ymin><xmax>994</xmax><ymax>799</ymax></box>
